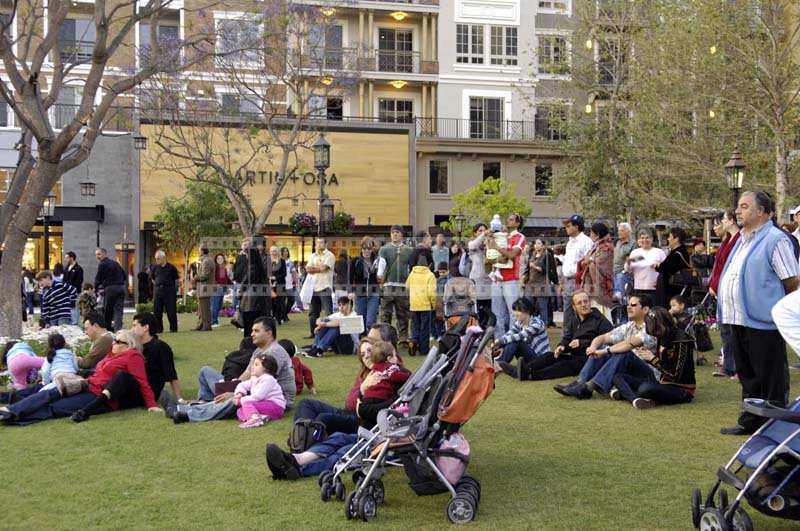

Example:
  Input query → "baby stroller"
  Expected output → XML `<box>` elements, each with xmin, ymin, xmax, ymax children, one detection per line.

<box><xmin>317</xmin><ymin>317</ymin><xmax>475</xmax><ymax>510</ymax></box>
<box><xmin>691</xmin><ymin>397</ymin><xmax>800</xmax><ymax>530</ymax></box>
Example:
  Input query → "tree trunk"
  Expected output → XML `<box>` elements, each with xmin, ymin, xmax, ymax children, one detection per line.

<box><xmin>774</xmin><ymin>135</ymin><xmax>788</xmax><ymax>223</ymax></box>
<box><xmin>0</xmin><ymin>233</ymin><xmax>27</xmax><ymax>339</ymax></box>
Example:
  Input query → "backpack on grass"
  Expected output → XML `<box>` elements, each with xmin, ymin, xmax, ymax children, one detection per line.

<box><xmin>287</xmin><ymin>420</ymin><xmax>327</xmax><ymax>453</ymax></box>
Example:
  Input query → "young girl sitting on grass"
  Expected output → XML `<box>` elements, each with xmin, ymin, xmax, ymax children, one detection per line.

<box><xmin>40</xmin><ymin>333</ymin><xmax>79</xmax><ymax>391</ymax></box>
<box><xmin>357</xmin><ymin>340</ymin><xmax>410</xmax><ymax>429</ymax></box>
<box><xmin>2</xmin><ymin>341</ymin><xmax>43</xmax><ymax>390</ymax></box>
<box><xmin>235</xmin><ymin>352</ymin><xmax>286</xmax><ymax>428</ymax></box>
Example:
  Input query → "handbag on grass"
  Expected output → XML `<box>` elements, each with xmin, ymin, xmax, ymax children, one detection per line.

<box><xmin>214</xmin><ymin>379</ymin><xmax>240</xmax><ymax>396</ymax></box>
<box><xmin>54</xmin><ymin>373</ymin><xmax>88</xmax><ymax>397</ymax></box>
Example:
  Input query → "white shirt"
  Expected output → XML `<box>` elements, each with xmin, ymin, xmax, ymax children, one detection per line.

<box><xmin>284</xmin><ymin>259</ymin><xmax>295</xmax><ymax>290</ymax></box>
<box><xmin>626</xmin><ymin>247</ymin><xmax>667</xmax><ymax>290</ymax></box>
<box><xmin>719</xmin><ymin>224</ymin><xmax>798</xmax><ymax>326</ymax></box>
<box><xmin>773</xmin><ymin>290</ymin><xmax>800</xmax><ymax>356</ymax></box>
<box><xmin>307</xmin><ymin>250</ymin><xmax>336</xmax><ymax>293</ymax></box>
<box><xmin>562</xmin><ymin>232</ymin><xmax>593</xmax><ymax>279</ymax></box>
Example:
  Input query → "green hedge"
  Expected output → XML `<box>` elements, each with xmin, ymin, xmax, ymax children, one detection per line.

<box><xmin>136</xmin><ymin>296</ymin><xmax>199</xmax><ymax>315</ymax></box>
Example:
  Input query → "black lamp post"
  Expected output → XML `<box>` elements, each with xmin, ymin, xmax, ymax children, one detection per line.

<box><xmin>724</xmin><ymin>144</ymin><xmax>746</xmax><ymax>211</ymax></box>
<box><xmin>80</xmin><ymin>180</ymin><xmax>101</xmax><ymax>246</ymax></box>
<box><xmin>314</xmin><ymin>134</ymin><xmax>331</xmax><ymax>236</ymax></box>
<box><xmin>40</xmin><ymin>193</ymin><xmax>56</xmax><ymax>271</ymax></box>
<box><xmin>454</xmin><ymin>214</ymin><xmax>467</xmax><ymax>242</ymax></box>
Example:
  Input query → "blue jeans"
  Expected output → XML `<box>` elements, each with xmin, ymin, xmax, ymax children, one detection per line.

<box><xmin>300</xmin><ymin>432</ymin><xmax>359</xmax><ymax>477</ymax></box>
<box><xmin>293</xmin><ymin>399</ymin><xmax>359</xmax><ymax>434</ymax></box>
<box><xmin>533</xmin><ymin>297</ymin><xmax>549</xmax><ymax>322</ymax></box>
<box><xmin>313</xmin><ymin>328</ymin><xmax>356</xmax><ymax>355</ymax></box>
<box><xmin>180</xmin><ymin>399</ymin><xmax>237</xmax><ymax>422</ymax></box>
<box><xmin>579</xmin><ymin>352</ymin><xmax>654</xmax><ymax>394</ymax></box>
<box><xmin>612</xmin><ymin>272</ymin><xmax>632</xmax><ymax>326</ymax></box>
<box><xmin>210</xmin><ymin>287</ymin><xmax>227</xmax><ymax>326</ymax></box>
<box><xmin>198</xmin><ymin>366</ymin><xmax>224</xmax><ymax>401</ymax></box>
<box><xmin>25</xmin><ymin>293</ymin><xmax>34</xmax><ymax>315</ymax></box>
<box><xmin>6</xmin><ymin>388</ymin><xmax>98</xmax><ymax>424</ymax></box>
<box><xmin>231</xmin><ymin>282</ymin><xmax>241</xmax><ymax>311</ymax></box>
<box><xmin>48</xmin><ymin>317</ymin><xmax>72</xmax><ymax>327</ymax></box>
<box><xmin>498</xmin><ymin>341</ymin><xmax>541</xmax><ymax>364</ymax></box>
<box><xmin>355</xmin><ymin>294</ymin><xmax>380</xmax><ymax>331</ymax></box>
<box><xmin>410</xmin><ymin>310</ymin><xmax>432</xmax><ymax>355</ymax></box>
<box><xmin>492</xmin><ymin>280</ymin><xmax>520</xmax><ymax>339</ymax></box>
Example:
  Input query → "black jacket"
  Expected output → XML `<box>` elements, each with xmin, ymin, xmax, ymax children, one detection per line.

<box><xmin>94</xmin><ymin>257</ymin><xmax>126</xmax><ymax>290</ymax></box>
<box><xmin>558</xmin><ymin>308</ymin><xmax>613</xmax><ymax>357</ymax></box>
<box><xmin>270</xmin><ymin>258</ymin><xmax>287</xmax><ymax>287</ymax></box>
<box><xmin>408</xmin><ymin>246</ymin><xmax>435</xmax><ymax>271</ymax></box>
<box><xmin>63</xmin><ymin>263</ymin><xmax>84</xmax><ymax>291</ymax></box>
<box><xmin>350</xmin><ymin>253</ymin><xmax>379</xmax><ymax>296</ymax></box>
<box><xmin>234</xmin><ymin>249</ymin><xmax>267</xmax><ymax>313</ymax></box>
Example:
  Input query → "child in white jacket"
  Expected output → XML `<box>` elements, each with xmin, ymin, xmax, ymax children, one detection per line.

<box><xmin>40</xmin><ymin>333</ymin><xmax>79</xmax><ymax>391</ymax></box>
<box><xmin>234</xmin><ymin>353</ymin><xmax>286</xmax><ymax>428</ymax></box>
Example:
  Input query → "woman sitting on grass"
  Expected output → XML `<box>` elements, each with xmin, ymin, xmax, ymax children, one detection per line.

<box><xmin>235</xmin><ymin>353</ymin><xmax>286</xmax><ymax>429</ymax></box>
<box><xmin>610</xmin><ymin>307</ymin><xmax>696</xmax><ymax>410</ymax></box>
<box><xmin>266</xmin><ymin>338</ymin><xmax>407</xmax><ymax>481</ymax></box>
<box><xmin>493</xmin><ymin>297</ymin><xmax>550</xmax><ymax>378</ymax></box>
<box><xmin>1</xmin><ymin>329</ymin><xmax>159</xmax><ymax>425</ymax></box>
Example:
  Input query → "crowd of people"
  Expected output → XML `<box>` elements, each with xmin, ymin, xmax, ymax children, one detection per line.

<box><xmin>3</xmin><ymin>190</ymin><xmax>800</xmax><ymax>493</ymax></box>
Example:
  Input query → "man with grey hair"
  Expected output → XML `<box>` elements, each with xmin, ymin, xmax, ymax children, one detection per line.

<box><xmin>151</xmin><ymin>249</ymin><xmax>180</xmax><ymax>333</ymax></box>
<box><xmin>612</xmin><ymin>222</ymin><xmax>636</xmax><ymax>325</ymax></box>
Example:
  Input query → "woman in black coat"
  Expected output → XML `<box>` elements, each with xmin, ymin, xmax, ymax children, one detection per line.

<box><xmin>655</xmin><ymin>227</ymin><xmax>692</xmax><ymax>308</ymax></box>
<box><xmin>233</xmin><ymin>237</ymin><xmax>268</xmax><ymax>337</ymax></box>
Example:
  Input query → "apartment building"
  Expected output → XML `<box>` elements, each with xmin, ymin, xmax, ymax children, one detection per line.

<box><xmin>0</xmin><ymin>0</ymin><xmax>580</xmax><ymax>282</ymax></box>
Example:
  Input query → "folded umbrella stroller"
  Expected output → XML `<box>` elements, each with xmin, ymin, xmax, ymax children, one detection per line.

<box><xmin>692</xmin><ymin>397</ymin><xmax>800</xmax><ymax>530</ymax></box>
<box><xmin>339</xmin><ymin>323</ymin><xmax>496</xmax><ymax>524</ymax></box>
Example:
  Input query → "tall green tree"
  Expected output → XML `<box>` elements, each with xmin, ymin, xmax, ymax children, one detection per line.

<box><xmin>441</xmin><ymin>178</ymin><xmax>532</xmax><ymax>237</ymax></box>
<box><xmin>155</xmin><ymin>181</ymin><xmax>237</xmax><ymax>301</ymax></box>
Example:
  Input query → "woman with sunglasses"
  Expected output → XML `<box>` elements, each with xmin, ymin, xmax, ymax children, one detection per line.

<box><xmin>610</xmin><ymin>307</ymin><xmax>696</xmax><ymax>409</ymax></box>
<box><xmin>0</xmin><ymin>330</ymin><xmax>159</xmax><ymax>425</ymax></box>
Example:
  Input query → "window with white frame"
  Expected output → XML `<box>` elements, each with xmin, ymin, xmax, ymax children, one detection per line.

<box><xmin>470</xmin><ymin>97</ymin><xmax>504</xmax><ymax>139</ymax></box>
<box><xmin>537</xmin><ymin>34</ymin><xmax>569</xmax><ymax>75</ymax></box>
<box><xmin>139</xmin><ymin>22</ymin><xmax>179</xmax><ymax>52</ymax></box>
<box><xmin>456</xmin><ymin>24</ymin><xmax>484</xmax><ymax>64</ymax></box>
<box><xmin>538</xmin><ymin>0</ymin><xmax>570</xmax><ymax>13</ymax></box>
<box><xmin>429</xmin><ymin>160</ymin><xmax>448</xmax><ymax>195</ymax></box>
<box><xmin>308</xmin><ymin>24</ymin><xmax>344</xmax><ymax>70</ymax></box>
<box><xmin>534</xmin><ymin>163</ymin><xmax>553</xmax><ymax>196</ymax></box>
<box><xmin>490</xmin><ymin>26</ymin><xmax>517</xmax><ymax>66</ymax></box>
<box><xmin>482</xmin><ymin>161</ymin><xmax>502</xmax><ymax>181</ymax></box>
<box><xmin>57</xmin><ymin>18</ymin><xmax>96</xmax><ymax>63</ymax></box>
<box><xmin>216</xmin><ymin>16</ymin><xmax>261</xmax><ymax>64</ymax></box>
<box><xmin>535</xmin><ymin>105</ymin><xmax>568</xmax><ymax>141</ymax></box>
<box><xmin>378</xmin><ymin>99</ymin><xmax>413</xmax><ymax>124</ymax></box>
<box><xmin>54</xmin><ymin>86</ymin><xmax>83</xmax><ymax>129</ymax></box>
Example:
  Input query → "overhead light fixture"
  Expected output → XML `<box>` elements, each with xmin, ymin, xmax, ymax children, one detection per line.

<box><xmin>320</xmin><ymin>7</ymin><xmax>336</xmax><ymax>17</ymax></box>
<box><xmin>585</xmin><ymin>39</ymin><xmax>593</xmax><ymax>50</ymax></box>
<box><xmin>389</xmin><ymin>80</ymin><xmax>407</xmax><ymax>89</ymax></box>
<box><xmin>321</xmin><ymin>76</ymin><xmax>334</xmax><ymax>86</ymax></box>
<box><xmin>390</xmin><ymin>11</ymin><xmax>408</xmax><ymax>21</ymax></box>
<box><xmin>584</xmin><ymin>104</ymin><xmax>592</xmax><ymax>114</ymax></box>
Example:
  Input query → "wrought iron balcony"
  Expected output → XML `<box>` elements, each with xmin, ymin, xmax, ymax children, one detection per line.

<box><xmin>415</xmin><ymin>117</ymin><xmax>566</xmax><ymax>142</ymax></box>
<box><xmin>57</xmin><ymin>40</ymin><xmax>95</xmax><ymax>63</ymax></box>
<box><xmin>295</xmin><ymin>47</ymin><xmax>436</xmax><ymax>75</ymax></box>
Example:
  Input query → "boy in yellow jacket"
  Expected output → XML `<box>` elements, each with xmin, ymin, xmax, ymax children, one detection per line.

<box><xmin>405</xmin><ymin>255</ymin><xmax>438</xmax><ymax>356</ymax></box>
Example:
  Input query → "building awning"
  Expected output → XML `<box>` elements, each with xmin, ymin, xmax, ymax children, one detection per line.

<box><xmin>525</xmin><ymin>217</ymin><xmax>564</xmax><ymax>228</ymax></box>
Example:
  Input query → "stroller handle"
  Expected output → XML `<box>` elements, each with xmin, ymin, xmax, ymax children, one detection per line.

<box><xmin>743</xmin><ymin>398</ymin><xmax>800</xmax><ymax>424</ymax></box>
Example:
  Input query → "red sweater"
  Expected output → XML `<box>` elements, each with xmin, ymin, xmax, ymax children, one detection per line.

<box><xmin>292</xmin><ymin>357</ymin><xmax>315</xmax><ymax>395</ymax></box>
<box><xmin>361</xmin><ymin>362</ymin><xmax>411</xmax><ymax>402</ymax></box>
<box><xmin>345</xmin><ymin>376</ymin><xmax>362</xmax><ymax>412</ymax></box>
<box><xmin>708</xmin><ymin>232</ymin><xmax>741</xmax><ymax>293</ymax></box>
<box><xmin>88</xmin><ymin>348</ymin><xmax>157</xmax><ymax>410</ymax></box>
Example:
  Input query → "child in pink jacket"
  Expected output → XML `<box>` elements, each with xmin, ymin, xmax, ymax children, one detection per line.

<box><xmin>234</xmin><ymin>353</ymin><xmax>286</xmax><ymax>428</ymax></box>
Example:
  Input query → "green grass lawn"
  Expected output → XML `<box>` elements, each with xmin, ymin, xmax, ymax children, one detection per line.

<box><xmin>2</xmin><ymin>313</ymin><xmax>799</xmax><ymax>530</ymax></box>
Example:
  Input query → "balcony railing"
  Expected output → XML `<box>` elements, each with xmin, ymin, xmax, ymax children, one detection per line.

<box><xmin>51</xmin><ymin>104</ymin><xmax>134</xmax><ymax>131</ymax></box>
<box><xmin>415</xmin><ymin>117</ymin><xmax>565</xmax><ymax>142</ymax></box>
<box><xmin>58</xmin><ymin>40</ymin><xmax>94</xmax><ymax>63</ymax></box>
<box><xmin>297</xmin><ymin>47</ymin><xmax>435</xmax><ymax>74</ymax></box>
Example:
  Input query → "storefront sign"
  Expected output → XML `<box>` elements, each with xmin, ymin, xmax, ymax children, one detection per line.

<box><xmin>241</xmin><ymin>170</ymin><xmax>339</xmax><ymax>187</ymax></box>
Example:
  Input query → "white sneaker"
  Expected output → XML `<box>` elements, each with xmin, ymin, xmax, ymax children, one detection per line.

<box><xmin>211</xmin><ymin>323</ymin><xmax>220</xmax><ymax>328</ymax></box>
<box><xmin>632</xmin><ymin>398</ymin><xmax>656</xmax><ymax>410</ymax></box>
<box><xmin>609</xmin><ymin>387</ymin><xmax>621</xmax><ymax>401</ymax></box>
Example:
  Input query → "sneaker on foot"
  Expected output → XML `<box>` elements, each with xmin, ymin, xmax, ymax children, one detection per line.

<box><xmin>266</xmin><ymin>443</ymin><xmax>301</xmax><ymax>480</ymax></box>
<box><xmin>239</xmin><ymin>415</ymin><xmax>266</xmax><ymax>429</ymax></box>
<box><xmin>70</xmin><ymin>409</ymin><xmax>90</xmax><ymax>423</ymax></box>
<box><xmin>609</xmin><ymin>387</ymin><xmax>621</xmax><ymax>401</ymax></box>
<box><xmin>632</xmin><ymin>398</ymin><xmax>656</xmax><ymax>410</ymax></box>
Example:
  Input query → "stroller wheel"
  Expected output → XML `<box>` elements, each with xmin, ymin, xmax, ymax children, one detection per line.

<box><xmin>370</xmin><ymin>479</ymin><xmax>385</xmax><ymax>506</ymax></box>
<box><xmin>718</xmin><ymin>489</ymin><xmax>729</xmax><ymax>510</ymax></box>
<box><xmin>730</xmin><ymin>506</ymin><xmax>753</xmax><ymax>531</ymax></box>
<box><xmin>352</xmin><ymin>470</ymin><xmax>365</xmax><ymax>485</ymax></box>
<box><xmin>320</xmin><ymin>480</ymin><xmax>333</xmax><ymax>502</ymax></box>
<box><xmin>344</xmin><ymin>491</ymin><xmax>358</xmax><ymax>520</ymax></box>
<box><xmin>358</xmin><ymin>493</ymin><xmax>378</xmax><ymax>522</ymax></box>
<box><xmin>692</xmin><ymin>488</ymin><xmax>702</xmax><ymax>528</ymax></box>
<box><xmin>457</xmin><ymin>476</ymin><xmax>481</xmax><ymax>504</ymax></box>
<box><xmin>318</xmin><ymin>471</ymin><xmax>332</xmax><ymax>487</ymax></box>
<box><xmin>456</xmin><ymin>483</ymin><xmax>480</xmax><ymax>507</ymax></box>
<box><xmin>699</xmin><ymin>508</ymin><xmax>731</xmax><ymax>531</ymax></box>
<box><xmin>335</xmin><ymin>478</ymin><xmax>346</xmax><ymax>501</ymax></box>
<box><xmin>446</xmin><ymin>495</ymin><xmax>476</xmax><ymax>524</ymax></box>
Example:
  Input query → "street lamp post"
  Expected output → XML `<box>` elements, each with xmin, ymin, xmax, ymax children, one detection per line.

<box><xmin>313</xmin><ymin>134</ymin><xmax>332</xmax><ymax>237</ymax></box>
<box><xmin>724</xmin><ymin>144</ymin><xmax>746</xmax><ymax>211</ymax></box>
<box><xmin>40</xmin><ymin>193</ymin><xmax>56</xmax><ymax>271</ymax></box>
<box><xmin>454</xmin><ymin>214</ymin><xmax>467</xmax><ymax>242</ymax></box>
<box><xmin>80</xmin><ymin>180</ymin><xmax>101</xmax><ymax>247</ymax></box>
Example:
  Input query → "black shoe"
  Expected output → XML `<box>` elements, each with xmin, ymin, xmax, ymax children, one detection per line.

<box><xmin>172</xmin><ymin>410</ymin><xmax>189</xmax><ymax>424</ymax></box>
<box><xmin>158</xmin><ymin>389</ymin><xmax>176</xmax><ymax>412</ymax></box>
<box><xmin>70</xmin><ymin>409</ymin><xmax>90</xmax><ymax>423</ymax></box>
<box><xmin>555</xmin><ymin>381</ymin><xmax>592</xmax><ymax>399</ymax></box>
<box><xmin>517</xmin><ymin>358</ymin><xmax>531</xmax><ymax>381</ymax></box>
<box><xmin>720</xmin><ymin>425</ymin><xmax>752</xmax><ymax>436</ymax></box>
<box><xmin>304</xmin><ymin>348</ymin><xmax>322</xmax><ymax>358</ymax></box>
<box><xmin>266</xmin><ymin>443</ymin><xmax>301</xmax><ymax>480</ymax></box>
<box><xmin>554</xmin><ymin>381</ymin><xmax>581</xmax><ymax>396</ymax></box>
<box><xmin>497</xmin><ymin>361</ymin><xmax>518</xmax><ymax>378</ymax></box>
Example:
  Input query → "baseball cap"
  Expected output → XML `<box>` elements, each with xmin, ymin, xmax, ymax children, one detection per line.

<box><xmin>562</xmin><ymin>214</ymin><xmax>584</xmax><ymax>227</ymax></box>
<box><xmin>390</xmin><ymin>224</ymin><xmax>404</xmax><ymax>233</ymax></box>
<box><xmin>789</xmin><ymin>205</ymin><xmax>800</xmax><ymax>215</ymax></box>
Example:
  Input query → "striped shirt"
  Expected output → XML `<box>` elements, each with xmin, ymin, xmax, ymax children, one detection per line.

<box><xmin>41</xmin><ymin>279</ymin><xmax>77</xmax><ymax>324</ymax></box>
<box><xmin>498</xmin><ymin>315</ymin><xmax>550</xmax><ymax>356</ymax></box>
<box><xmin>607</xmin><ymin>320</ymin><xmax>657</xmax><ymax>351</ymax></box>
<box><xmin>720</xmin><ymin>223</ymin><xmax>798</xmax><ymax>326</ymax></box>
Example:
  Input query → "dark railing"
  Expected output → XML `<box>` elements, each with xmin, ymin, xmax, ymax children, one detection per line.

<box><xmin>295</xmin><ymin>47</ymin><xmax>432</xmax><ymax>74</ymax></box>
<box><xmin>415</xmin><ymin>117</ymin><xmax>565</xmax><ymax>142</ymax></box>
<box><xmin>51</xmin><ymin>104</ymin><xmax>134</xmax><ymax>131</ymax></box>
<box><xmin>376</xmin><ymin>49</ymin><xmax>418</xmax><ymax>73</ymax></box>
<box><xmin>58</xmin><ymin>40</ymin><xmax>95</xmax><ymax>63</ymax></box>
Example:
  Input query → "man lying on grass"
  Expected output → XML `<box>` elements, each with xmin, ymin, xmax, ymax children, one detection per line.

<box><xmin>554</xmin><ymin>293</ymin><xmax>656</xmax><ymax>400</ymax></box>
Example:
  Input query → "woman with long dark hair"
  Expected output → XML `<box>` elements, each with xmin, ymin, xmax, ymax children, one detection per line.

<box><xmin>655</xmin><ymin>227</ymin><xmax>692</xmax><ymax>308</ymax></box>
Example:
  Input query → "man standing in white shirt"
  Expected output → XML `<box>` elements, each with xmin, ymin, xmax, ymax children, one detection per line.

<box><xmin>561</xmin><ymin>215</ymin><xmax>594</xmax><ymax>335</ymax></box>
<box><xmin>790</xmin><ymin>205</ymin><xmax>800</xmax><ymax>244</ymax></box>
<box><xmin>305</xmin><ymin>238</ymin><xmax>336</xmax><ymax>338</ymax></box>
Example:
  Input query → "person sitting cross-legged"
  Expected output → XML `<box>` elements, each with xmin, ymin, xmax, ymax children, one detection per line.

<box><xmin>611</xmin><ymin>307</ymin><xmax>696</xmax><ymax>409</ymax></box>
<box><xmin>554</xmin><ymin>293</ymin><xmax>657</xmax><ymax>400</ymax></box>
<box><xmin>304</xmin><ymin>297</ymin><xmax>361</xmax><ymax>358</ymax></box>
<box><xmin>517</xmin><ymin>290</ymin><xmax>613</xmax><ymax>381</ymax></box>
<box><xmin>493</xmin><ymin>297</ymin><xmax>550</xmax><ymax>378</ymax></box>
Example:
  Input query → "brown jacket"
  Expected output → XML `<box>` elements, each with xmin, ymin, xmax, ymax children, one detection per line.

<box><xmin>79</xmin><ymin>332</ymin><xmax>113</xmax><ymax>369</ymax></box>
<box><xmin>195</xmin><ymin>254</ymin><xmax>215</xmax><ymax>299</ymax></box>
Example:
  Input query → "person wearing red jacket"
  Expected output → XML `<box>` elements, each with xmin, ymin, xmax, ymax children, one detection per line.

<box><xmin>356</xmin><ymin>340</ymin><xmax>410</xmax><ymax>429</ymax></box>
<box><xmin>0</xmin><ymin>330</ymin><xmax>160</xmax><ymax>425</ymax></box>
<box><xmin>277</xmin><ymin>339</ymin><xmax>315</xmax><ymax>396</ymax></box>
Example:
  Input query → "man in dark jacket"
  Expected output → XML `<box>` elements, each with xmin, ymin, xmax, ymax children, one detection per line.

<box><xmin>151</xmin><ymin>250</ymin><xmax>180</xmax><ymax>334</ymax></box>
<box><xmin>94</xmin><ymin>247</ymin><xmax>127</xmax><ymax>332</ymax></box>
<box><xmin>233</xmin><ymin>237</ymin><xmax>269</xmax><ymax>338</ymax></box>
<box><xmin>63</xmin><ymin>251</ymin><xmax>84</xmax><ymax>324</ymax></box>
<box><xmin>516</xmin><ymin>290</ymin><xmax>612</xmax><ymax>381</ymax></box>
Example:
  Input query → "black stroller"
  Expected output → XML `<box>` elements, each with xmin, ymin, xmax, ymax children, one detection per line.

<box><xmin>691</xmin><ymin>397</ymin><xmax>800</xmax><ymax>530</ymax></box>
